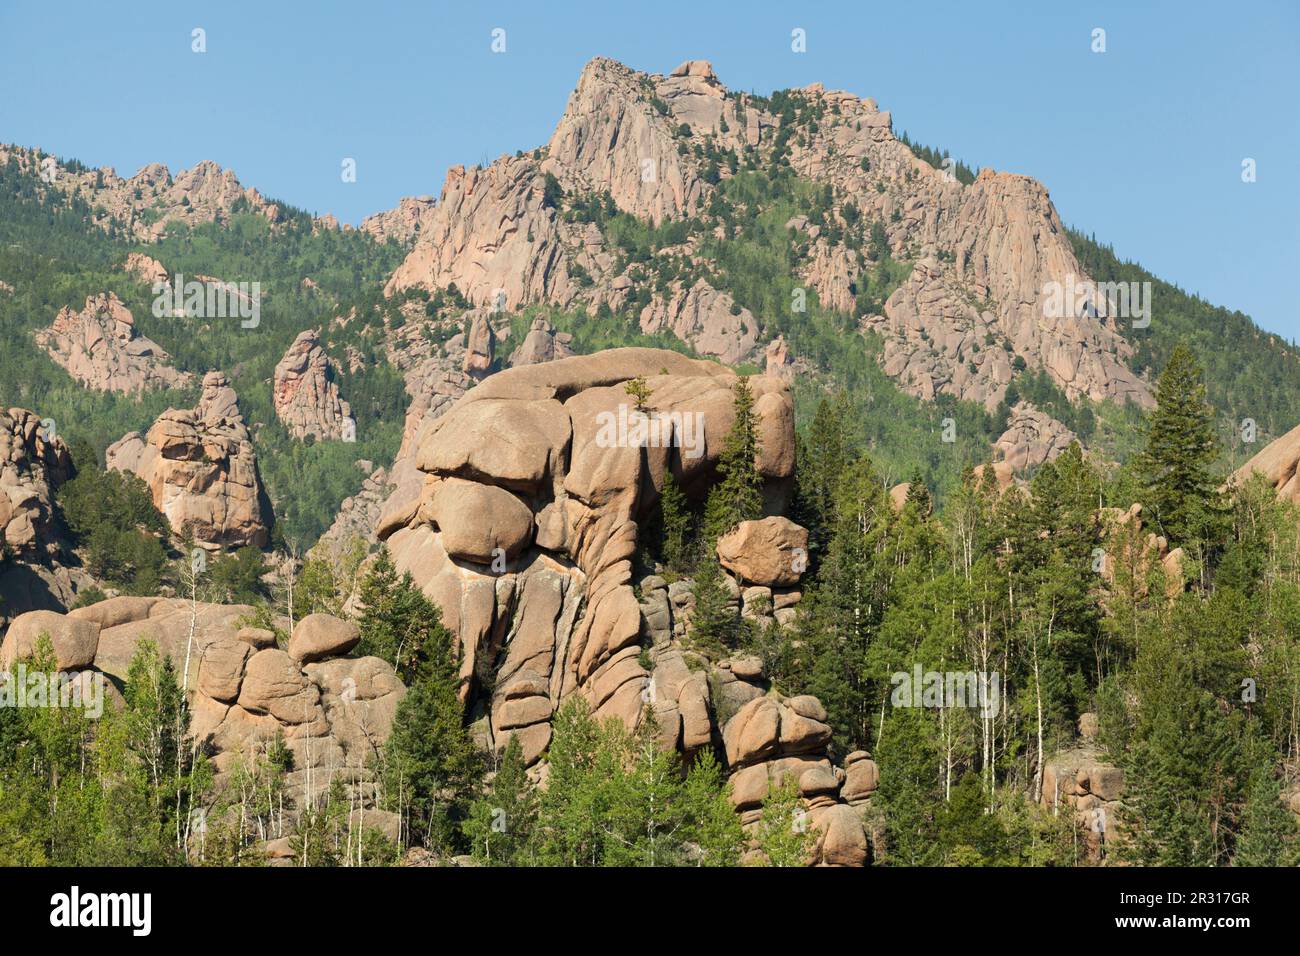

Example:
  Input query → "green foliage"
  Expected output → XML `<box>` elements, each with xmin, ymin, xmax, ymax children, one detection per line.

<box><xmin>356</xmin><ymin>546</ymin><xmax>454</xmax><ymax>684</ymax></box>
<box><xmin>897</xmin><ymin>131</ymin><xmax>977</xmax><ymax>185</ymax></box>
<box><xmin>703</xmin><ymin>376</ymin><xmax>763</xmax><ymax>544</ymax></box>
<box><xmin>1136</xmin><ymin>344</ymin><xmax>1226</xmax><ymax>547</ymax></box>
<box><xmin>530</xmin><ymin>699</ymin><xmax>740</xmax><ymax>866</ymax></box>
<box><xmin>754</xmin><ymin>776</ymin><xmax>815</xmax><ymax>866</ymax></box>
<box><xmin>464</xmin><ymin>735</ymin><xmax>539</xmax><ymax>866</ymax></box>
<box><xmin>57</xmin><ymin>456</ymin><xmax>170</xmax><ymax>594</ymax></box>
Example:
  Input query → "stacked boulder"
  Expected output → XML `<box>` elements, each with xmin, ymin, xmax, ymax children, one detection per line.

<box><xmin>0</xmin><ymin>408</ymin><xmax>70</xmax><ymax>561</ymax></box>
<box><xmin>378</xmin><ymin>347</ymin><xmax>870</xmax><ymax>863</ymax></box>
<box><xmin>379</xmin><ymin>348</ymin><xmax>795</xmax><ymax>761</ymax></box>
<box><xmin>0</xmin><ymin>598</ymin><xmax>404</xmax><ymax>817</ymax></box>
<box><xmin>723</xmin><ymin>692</ymin><xmax>871</xmax><ymax>866</ymax></box>
<box><xmin>107</xmin><ymin>371</ymin><xmax>271</xmax><ymax>549</ymax></box>
<box><xmin>0</xmin><ymin>408</ymin><xmax>93</xmax><ymax>618</ymax></box>
<box><xmin>508</xmin><ymin>316</ymin><xmax>575</xmax><ymax>367</ymax></box>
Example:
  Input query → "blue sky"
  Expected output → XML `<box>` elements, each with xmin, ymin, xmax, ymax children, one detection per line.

<box><xmin>1</xmin><ymin>1</ymin><xmax>1296</xmax><ymax>339</ymax></box>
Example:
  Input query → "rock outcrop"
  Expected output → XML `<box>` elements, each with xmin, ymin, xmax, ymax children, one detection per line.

<box><xmin>0</xmin><ymin>147</ymin><xmax>290</xmax><ymax>241</ymax></box>
<box><xmin>107</xmin><ymin>371</ymin><xmax>270</xmax><ymax>549</ymax></box>
<box><xmin>0</xmin><ymin>408</ymin><xmax>71</xmax><ymax>560</ymax></box>
<box><xmin>381</xmin><ymin>349</ymin><xmax>793</xmax><ymax>747</ymax></box>
<box><xmin>272</xmin><ymin>329</ymin><xmax>355</xmax><ymax>441</ymax></box>
<box><xmin>508</xmin><ymin>317</ymin><xmax>575</xmax><ymax>367</ymax></box>
<box><xmin>359</xmin><ymin>195</ymin><xmax>438</xmax><ymax>244</ymax></box>
<box><xmin>1232</xmin><ymin>420</ymin><xmax>1300</xmax><ymax>503</ymax></box>
<box><xmin>0</xmin><ymin>408</ymin><xmax>95</xmax><ymax>618</ymax></box>
<box><xmin>380</xmin><ymin>56</ymin><xmax>1154</xmax><ymax>406</ymax></box>
<box><xmin>1</xmin><ymin>599</ymin><xmax>404</xmax><ymax>820</ymax></box>
<box><xmin>35</xmin><ymin>292</ymin><xmax>191</xmax><ymax>394</ymax></box>
<box><xmin>994</xmin><ymin>402</ymin><xmax>1077</xmax><ymax>472</ymax></box>
<box><xmin>1040</xmin><ymin>716</ymin><xmax>1125</xmax><ymax>858</ymax></box>
<box><xmin>376</xmin><ymin>346</ymin><xmax>868</xmax><ymax>862</ymax></box>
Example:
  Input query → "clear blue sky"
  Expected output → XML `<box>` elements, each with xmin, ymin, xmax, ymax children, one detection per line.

<box><xmin>2</xmin><ymin>1</ymin><xmax>1296</xmax><ymax>339</ymax></box>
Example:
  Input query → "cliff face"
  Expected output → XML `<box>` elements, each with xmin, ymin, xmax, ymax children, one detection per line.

<box><xmin>0</xmin><ymin>408</ymin><xmax>71</xmax><ymax>561</ymax></box>
<box><xmin>378</xmin><ymin>57</ymin><xmax>1152</xmax><ymax>407</ymax></box>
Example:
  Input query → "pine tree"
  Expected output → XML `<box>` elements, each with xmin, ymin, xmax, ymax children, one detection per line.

<box><xmin>679</xmin><ymin>748</ymin><xmax>745</xmax><ymax>866</ymax></box>
<box><xmin>356</xmin><ymin>546</ymin><xmax>455</xmax><ymax>684</ymax></box>
<box><xmin>534</xmin><ymin>697</ymin><xmax>611</xmax><ymax>866</ymax></box>
<box><xmin>384</xmin><ymin>668</ymin><xmax>480</xmax><ymax>851</ymax></box>
<box><xmin>904</xmin><ymin>468</ymin><xmax>932</xmax><ymax>515</ymax></box>
<box><xmin>658</xmin><ymin>468</ymin><xmax>693</xmax><ymax>573</ymax></box>
<box><xmin>755</xmin><ymin>776</ymin><xmax>814</xmax><ymax>866</ymax></box>
<box><xmin>624</xmin><ymin>375</ymin><xmax>653</xmax><ymax>412</ymax></box>
<box><xmin>1232</xmin><ymin>767</ymin><xmax>1299</xmax><ymax>866</ymax></box>
<box><xmin>1136</xmin><ymin>345</ymin><xmax>1224</xmax><ymax>546</ymax></box>
<box><xmin>463</xmin><ymin>734</ymin><xmax>538</xmax><ymax>865</ymax></box>
<box><xmin>688</xmin><ymin>556</ymin><xmax>741</xmax><ymax>651</ymax></box>
<box><xmin>703</xmin><ymin>376</ymin><xmax>763</xmax><ymax>544</ymax></box>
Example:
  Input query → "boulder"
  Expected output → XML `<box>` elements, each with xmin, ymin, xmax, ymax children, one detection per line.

<box><xmin>287</xmin><ymin>613</ymin><xmax>360</xmax><ymax>664</ymax></box>
<box><xmin>716</xmin><ymin>517</ymin><xmax>809</xmax><ymax>587</ymax></box>
<box><xmin>1</xmin><ymin>610</ymin><xmax>100</xmax><ymax>670</ymax></box>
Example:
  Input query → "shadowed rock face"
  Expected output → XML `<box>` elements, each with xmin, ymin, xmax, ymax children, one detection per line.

<box><xmin>0</xmin><ymin>408</ymin><xmax>71</xmax><ymax>560</ymax></box>
<box><xmin>273</xmin><ymin>329</ymin><xmax>355</xmax><ymax>441</ymax></box>
<box><xmin>35</xmin><ymin>292</ymin><xmax>191</xmax><ymax>394</ymax></box>
<box><xmin>106</xmin><ymin>371</ymin><xmax>270</xmax><ymax>549</ymax></box>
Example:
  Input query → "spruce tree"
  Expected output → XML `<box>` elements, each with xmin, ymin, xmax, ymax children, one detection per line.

<box><xmin>703</xmin><ymin>376</ymin><xmax>763</xmax><ymax>544</ymax></box>
<box><xmin>1233</xmin><ymin>767</ymin><xmax>1299</xmax><ymax>866</ymax></box>
<box><xmin>356</xmin><ymin>546</ymin><xmax>455</xmax><ymax>684</ymax></box>
<box><xmin>1136</xmin><ymin>345</ymin><xmax>1224</xmax><ymax>546</ymax></box>
<box><xmin>463</xmin><ymin>734</ymin><xmax>538</xmax><ymax>865</ymax></box>
<box><xmin>658</xmin><ymin>468</ymin><xmax>693</xmax><ymax>573</ymax></box>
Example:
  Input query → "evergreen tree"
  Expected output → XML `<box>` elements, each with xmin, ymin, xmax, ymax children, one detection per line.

<box><xmin>356</xmin><ymin>546</ymin><xmax>454</xmax><ymax>684</ymax></box>
<box><xmin>688</xmin><ymin>556</ymin><xmax>742</xmax><ymax>651</ymax></box>
<box><xmin>658</xmin><ymin>468</ymin><xmax>693</xmax><ymax>573</ymax></box>
<box><xmin>703</xmin><ymin>376</ymin><xmax>763</xmax><ymax>544</ymax></box>
<box><xmin>1232</xmin><ymin>767</ymin><xmax>1298</xmax><ymax>866</ymax></box>
<box><xmin>463</xmin><ymin>734</ymin><xmax>538</xmax><ymax>865</ymax></box>
<box><xmin>623</xmin><ymin>375</ymin><xmax>653</xmax><ymax>412</ymax></box>
<box><xmin>1136</xmin><ymin>345</ymin><xmax>1225</xmax><ymax>546</ymax></box>
<box><xmin>755</xmin><ymin>777</ymin><xmax>814</xmax><ymax>866</ymax></box>
<box><xmin>679</xmin><ymin>748</ymin><xmax>745</xmax><ymax>866</ymax></box>
<box><xmin>384</xmin><ymin>668</ymin><xmax>480</xmax><ymax>852</ymax></box>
